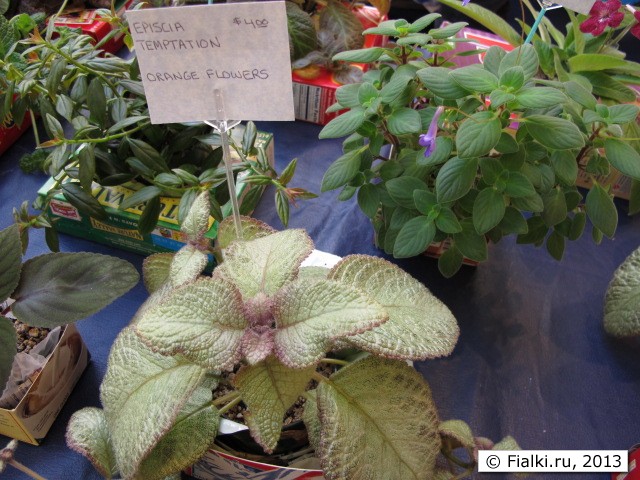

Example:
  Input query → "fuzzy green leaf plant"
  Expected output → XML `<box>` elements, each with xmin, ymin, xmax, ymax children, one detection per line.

<box><xmin>0</xmin><ymin>222</ymin><xmax>139</xmax><ymax>392</ymax></box>
<box><xmin>604</xmin><ymin>245</ymin><xmax>640</xmax><ymax>338</ymax></box>
<box><xmin>319</xmin><ymin>12</ymin><xmax>640</xmax><ymax>277</ymax></box>
<box><xmin>67</xmin><ymin>191</ymin><xmax>518</xmax><ymax>480</ymax></box>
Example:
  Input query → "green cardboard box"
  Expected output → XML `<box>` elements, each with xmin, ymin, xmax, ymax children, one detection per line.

<box><xmin>38</xmin><ymin>130</ymin><xmax>274</xmax><ymax>265</ymax></box>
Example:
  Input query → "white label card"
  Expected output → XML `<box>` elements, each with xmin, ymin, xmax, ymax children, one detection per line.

<box><xmin>537</xmin><ymin>0</ymin><xmax>596</xmax><ymax>15</ymax></box>
<box><xmin>127</xmin><ymin>2</ymin><xmax>295</xmax><ymax>124</ymax></box>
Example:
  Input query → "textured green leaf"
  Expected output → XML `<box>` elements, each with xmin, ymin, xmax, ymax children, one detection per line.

<box><xmin>436</xmin><ymin>157</ymin><xmax>478</xmax><ymax>203</ymax></box>
<box><xmin>604</xmin><ymin>246</ymin><xmax>640</xmax><ymax>338</ymax></box>
<box><xmin>499</xmin><ymin>207</ymin><xmax>528</xmax><ymax>235</ymax></box>
<box><xmin>607</xmin><ymin>104</ymin><xmax>639</xmax><ymax>125</ymax></box>
<box><xmin>180</xmin><ymin>191</ymin><xmax>211</xmax><ymax>240</ymax></box>
<box><xmin>493</xmin><ymin>436</ymin><xmax>521</xmax><ymax>451</ymax></box>
<box><xmin>138</xmin><ymin>196</ymin><xmax>162</xmax><ymax>237</ymax></box>
<box><xmin>135</xmin><ymin>278</ymin><xmax>246</xmax><ymax>371</ymax></box>
<box><xmin>498</xmin><ymin>66</ymin><xmax>524</xmax><ymax>91</ymax></box>
<box><xmin>504</xmin><ymin>172</ymin><xmax>536</xmax><ymax>198</ymax></box>
<box><xmin>578</xmin><ymin>71</ymin><xmax>637</xmax><ymax>103</ymax></box>
<box><xmin>473</xmin><ymin>188</ymin><xmax>505</xmax><ymax>234</ymax></box>
<box><xmin>387</xmin><ymin>108</ymin><xmax>422</xmax><ymax>135</ymax></box>
<box><xmin>321</xmin><ymin>148</ymin><xmax>365</xmax><ymax>192</ymax></box>
<box><xmin>274</xmin><ymin>278</ymin><xmax>387</xmax><ymax>368</ymax></box>
<box><xmin>319</xmin><ymin>107</ymin><xmax>366</xmax><ymax>139</ymax></box>
<box><xmin>453</xmin><ymin>218</ymin><xmax>488</xmax><ymax>262</ymax></box>
<box><xmin>456</xmin><ymin>111</ymin><xmax>501</xmax><ymax>159</ymax></box>
<box><xmin>329</xmin><ymin>255</ymin><xmax>458</xmax><ymax>359</ymax></box>
<box><xmin>303</xmin><ymin>390</ymin><xmax>321</xmax><ymax>452</ymax></box>
<box><xmin>78</xmin><ymin>144</ymin><xmax>96</xmax><ymax>193</ymax></box>
<box><xmin>12</xmin><ymin>253</ymin><xmax>138</xmax><ymax>328</ymax></box>
<box><xmin>87</xmin><ymin>77</ymin><xmax>107</xmax><ymax>127</ymax></box>
<box><xmin>169</xmin><ymin>245</ymin><xmax>207</xmax><ymax>288</ymax></box>
<box><xmin>498</xmin><ymin>44</ymin><xmax>539</xmax><ymax>80</ymax></box>
<box><xmin>142</xmin><ymin>253</ymin><xmax>174</xmax><ymax>294</ymax></box>
<box><xmin>46</xmin><ymin>113</ymin><xmax>64</xmax><ymax>140</ymax></box>
<box><xmin>524</xmin><ymin>115</ymin><xmax>585</xmax><ymax>150</ymax></box>
<box><xmin>136</xmin><ymin>381</ymin><xmax>219</xmax><ymax>480</ymax></box>
<box><xmin>358</xmin><ymin>184</ymin><xmax>380</xmax><ymax>219</ymax></box>
<box><xmin>435</xmin><ymin>208</ymin><xmax>462</xmax><ymax>234</ymax></box>
<box><xmin>217</xmin><ymin>216</ymin><xmax>275</xmax><ymax>249</ymax></box>
<box><xmin>234</xmin><ymin>357</ymin><xmax>315</xmax><ymax>453</ymax></box>
<box><xmin>100</xmin><ymin>328</ymin><xmax>208</xmax><ymax>480</ymax></box>
<box><xmin>550</xmin><ymin>150</ymin><xmax>578</xmax><ymax>186</ymax></box>
<box><xmin>333</xmin><ymin>47</ymin><xmax>386</xmax><ymax>63</ymax></box>
<box><xmin>450</xmin><ymin>66</ymin><xmax>498</xmax><ymax>93</ymax></box>
<box><xmin>128</xmin><ymin>138</ymin><xmax>168</xmax><ymax>174</ymax></box>
<box><xmin>586</xmin><ymin>184</ymin><xmax>617</xmax><ymax>239</ymax></box>
<box><xmin>413</xmin><ymin>190</ymin><xmax>438</xmax><ymax>215</ymax></box>
<box><xmin>393</xmin><ymin>216</ymin><xmax>436</xmax><ymax>258</ymax></box>
<box><xmin>564</xmin><ymin>81</ymin><xmax>597</xmax><ymax>111</ymax></box>
<box><xmin>546</xmin><ymin>230</ymin><xmax>565</xmax><ymax>261</ymax></box>
<box><xmin>568</xmin><ymin>54</ymin><xmax>628</xmax><ymax>73</ymax></box>
<box><xmin>417</xmin><ymin>67</ymin><xmax>469</xmax><ymax>100</ymax></box>
<box><xmin>429</xmin><ymin>21</ymin><xmax>467</xmax><ymax>39</ymax></box>
<box><xmin>0</xmin><ymin>224</ymin><xmax>22</xmax><ymax>302</ymax></box>
<box><xmin>541</xmin><ymin>189</ymin><xmax>567</xmax><ymax>227</ymax></box>
<box><xmin>439</xmin><ymin>419</ymin><xmax>475</xmax><ymax>449</ymax></box>
<box><xmin>409</xmin><ymin>13</ymin><xmax>441</xmax><ymax>32</ymax></box>
<box><xmin>318</xmin><ymin>1</ymin><xmax>364</xmax><ymax>57</ymax></box>
<box><xmin>66</xmin><ymin>408</ymin><xmax>118</xmax><ymax>479</ymax></box>
<box><xmin>217</xmin><ymin>229</ymin><xmax>313</xmax><ymax>298</ymax></box>
<box><xmin>286</xmin><ymin>2</ymin><xmax>317</xmax><ymax>61</ymax></box>
<box><xmin>515</xmin><ymin>87</ymin><xmax>567</xmax><ymax>108</ymax></box>
<box><xmin>316</xmin><ymin>357</ymin><xmax>441</xmax><ymax>480</ymax></box>
<box><xmin>605</xmin><ymin>138</ymin><xmax>640</xmax><ymax>181</ymax></box>
<box><xmin>0</xmin><ymin>316</ymin><xmax>16</xmax><ymax>389</ymax></box>
<box><xmin>438</xmin><ymin>247</ymin><xmax>464</xmax><ymax>278</ymax></box>
<box><xmin>62</xmin><ymin>183</ymin><xmax>108</xmax><ymax>220</ymax></box>
<box><xmin>387</xmin><ymin>176</ymin><xmax>428</xmax><ymax>209</ymax></box>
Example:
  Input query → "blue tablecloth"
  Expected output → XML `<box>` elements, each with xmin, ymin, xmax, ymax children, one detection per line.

<box><xmin>1</xmin><ymin>119</ymin><xmax>639</xmax><ymax>480</ymax></box>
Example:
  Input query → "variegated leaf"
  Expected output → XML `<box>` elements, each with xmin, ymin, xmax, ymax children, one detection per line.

<box><xmin>604</xmin><ymin>246</ymin><xmax>640</xmax><ymax>338</ymax></box>
<box><xmin>217</xmin><ymin>230</ymin><xmax>313</xmax><ymax>298</ymax></box>
<box><xmin>100</xmin><ymin>328</ymin><xmax>207</xmax><ymax>479</ymax></box>
<box><xmin>328</xmin><ymin>255</ymin><xmax>459</xmax><ymax>359</ymax></box>
<box><xmin>217</xmin><ymin>216</ymin><xmax>276</xmax><ymax>249</ymax></box>
<box><xmin>169</xmin><ymin>245</ymin><xmax>208</xmax><ymax>288</ymax></box>
<box><xmin>298</xmin><ymin>266</ymin><xmax>330</xmax><ymax>281</ymax></box>
<box><xmin>303</xmin><ymin>390</ymin><xmax>321</xmax><ymax>452</ymax></box>
<box><xmin>316</xmin><ymin>357</ymin><xmax>441</xmax><ymax>480</ymax></box>
<box><xmin>0</xmin><ymin>316</ymin><xmax>16</xmax><ymax>389</ymax></box>
<box><xmin>439</xmin><ymin>419</ymin><xmax>475</xmax><ymax>450</ymax></box>
<box><xmin>274</xmin><ymin>279</ymin><xmax>387</xmax><ymax>368</ymax></box>
<box><xmin>142</xmin><ymin>253</ymin><xmax>174</xmax><ymax>294</ymax></box>
<box><xmin>66</xmin><ymin>407</ymin><xmax>118</xmax><ymax>479</ymax></box>
<box><xmin>180</xmin><ymin>190</ymin><xmax>211</xmax><ymax>240</ymax></box>
<box><xmin>233</xmin><ymin>356</ymin><xmax>315</xmax><ymax>453</ymax></box>
<box><xmin>136</xmin><ymin>379</ymin><xmax>219</xmax><ymax>480</ymax></box>
<box><xmin>135</xmin><ymin>277</ymin><xmax>247</xmax><ymax>371</ymax></box>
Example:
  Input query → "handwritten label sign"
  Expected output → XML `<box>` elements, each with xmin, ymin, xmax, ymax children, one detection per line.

<box><xmin>127</xmin><ymin>2</ymin><xmax>294</xmax><ymax>124</ymax></box>
<box><xmin>537</xmin><ymin>0</ymin><xmax>596</xmax><ymax>14</ymax></box>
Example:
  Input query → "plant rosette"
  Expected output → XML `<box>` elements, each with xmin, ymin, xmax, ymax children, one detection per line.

<box><xmin>66</xmin><ymin>192</ymin><xmax>519</xmax><ymax>480</ymax></box>
<box><xmin>318</xmin><ymin>11</ymin><xmax>640</xmax><ymax>277</ymax></box>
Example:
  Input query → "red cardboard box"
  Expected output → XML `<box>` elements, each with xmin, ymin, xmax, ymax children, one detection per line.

<box><xmin>52</xmin><ymin>0</ymin><xmax>134</xmax><ymax>54</ymax></box>
<box><xmin>292</xmin><ymin>6</ymin><xmax>387</xmax><ymax>125</ymax></box>
<box><xmin>613</xmin><ymin>445</ymin><xmax>640</xmax><ymax>480</ymax></box>
<box><xmin>0</xmin><ymin>115</ymin><xmax>31</xmax><ymax>157</ymax></box>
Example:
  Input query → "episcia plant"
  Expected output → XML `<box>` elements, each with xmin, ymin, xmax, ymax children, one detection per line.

<box><xmin>66</xmin><ymin>191</ymin><xmax>519</xmax><ymax>480</ymax></box>
<box><xmin>0</xmin><ymin>221</ymin><xmax>139</xmax><ymax>408</ymax></box>
<box><xmin>603</xmin><ymin>245</ymin><xmax>640</xmax><ymax>339</ymax></box>
<box><xmin>317</xmin><ymin>13</ymin><xmax>640</xmax><ymax>277</ymax></box>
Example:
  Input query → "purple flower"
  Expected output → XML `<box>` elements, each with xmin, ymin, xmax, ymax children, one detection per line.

<box><xmin>419</xmin><ymin>106</ymin><xmax>445</xmax><ymax>157</ymax></box>
<box><xmin>462</xmin><ymin>0</ymin><xmax>471</xmax><ymax>5</ymax></box>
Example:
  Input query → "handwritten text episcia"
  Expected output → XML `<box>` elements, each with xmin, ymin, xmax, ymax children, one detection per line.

<box><xmin>132</xmin><ymin>21</ymin><xmax>222</xmax><ymax>51</ymax></box>
<box><xmin>145</xmin><ymin>68</ymin><xmax>270</xmax><ymax>82</ymax></box>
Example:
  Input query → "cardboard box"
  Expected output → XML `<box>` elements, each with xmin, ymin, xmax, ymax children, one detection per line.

<box><xmin>0</xmin><ymin>324</ymin><xmax>88</xmax><ymax>445</ymax></box>
<box><xmin>292</xmin><ymin>6</ymin><xmax>387</xmax><ymax>125</ymax></box>
<box><xmin>0</xmin><ymin>115</ymin><xmax>31</xmax><ymax>157</ymax></box>
<box><xmin>52</xmin><ymin>0</ymin><xmax>135</xmax><ymax>54</ymax></box>
<box><xmin>38</xmin><ymin>129</ymin><xmax>274</xmax><ymax>264</ymax></box>
<box><xmin>186</xmin><ymin>449</ymin><xmax>324</xmax><ymax>480</ymax></box>
<box><xmin>613</xmin><ymin>444</ymin><xmax>640</xmax><ymax>480</ymax></box>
